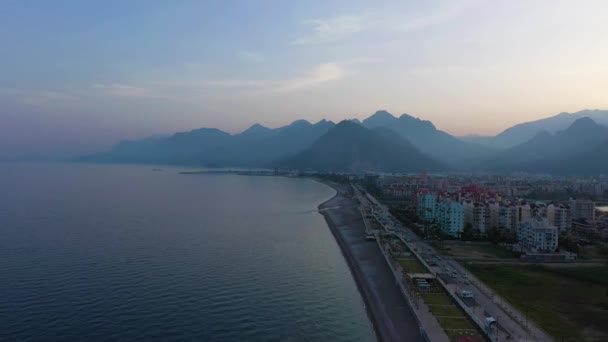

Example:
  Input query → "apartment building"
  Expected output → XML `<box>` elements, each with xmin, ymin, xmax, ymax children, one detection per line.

<box><xmin>518</xmin><ymin>217</ymin><xmax>559</xmax><ymax>253</ymax></box>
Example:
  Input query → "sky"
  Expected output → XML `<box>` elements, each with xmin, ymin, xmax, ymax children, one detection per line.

<box><xmin>2</xmin><ymin>0</ymin><xmax>608</xmax><ymax>158</ymax></box>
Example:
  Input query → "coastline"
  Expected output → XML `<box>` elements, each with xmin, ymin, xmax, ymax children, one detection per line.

<box><xmin>316</xmin><ymin>180</ymin><xmax>422</xmax><ymax>342</ymax></box>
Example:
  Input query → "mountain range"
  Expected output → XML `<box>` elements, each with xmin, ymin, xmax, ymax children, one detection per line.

<box><xmin>83</xmin><ymin>119</ymin><xmax>335</xmax><ymax>167</ymax></box>
<box><xmin>461</xmin><ymin>109</ymin><xmax>608</xmax><ymax>149</ymax></box>
<box><xmin>279</xmin><ymin>121</ymin><xmax>444</xmax><ymax>173</ymax></box>
<box><xmin>479</xmin><ymin>117</ymin><xmax>608</xmax><ymax>175</ymax></box>
<box><xmin>361</xmin><ymin>110</ymin><xmax>494</xmax><ymax>164</ymax></box>
<box><xmin>84</xmin><ymin>109</ymin><xmax>608</xmax><ymax>175</ymax></box>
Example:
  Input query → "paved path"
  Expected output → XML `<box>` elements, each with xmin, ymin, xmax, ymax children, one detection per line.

<box><xmin>366</xmin><ymin>200</ymin><xmax>554</xmax><ymax>342</ymax></box>
<box><xmin>319</xmin><ymin>186</ymin><xmax>423</xmax><ymax>342</ymax></box>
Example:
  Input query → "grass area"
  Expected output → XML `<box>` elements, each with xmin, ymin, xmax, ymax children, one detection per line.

<box><xmin>444</xmin><ymin>243</ymin><xmax>515</xmax><ymax>259</ymax></box>
<box><xmin>422</xmin><ymin>292</ymin><xmax>454</xmax><ymax>305</ymax></box>
<box><xmin>446</xmin><ymin>329</ymin><xmax>482</xmax><ymax>342</ymax></box>
<box><xmin>428</xmin><ymin>304</ymin><xmax>464</xmax><ymax>317</ymax></box>
<box><xmin>437</xmin><ymin>316</ymin><xmax>475</xmax><ymax>330</ymax></box>
<box><xmin>421</xmin><ymin>292</ymin><xmax>483</xmax><ymax>341</ymax></box>
<box><xmin>397</xmin><ymin>258</ymin><xmax>428</xmax><ymax>273</ymax></box>
<box><xmin>465</xmin><ymin>264</ymin><xmax>608</xmax><ymax>342</ymax></box>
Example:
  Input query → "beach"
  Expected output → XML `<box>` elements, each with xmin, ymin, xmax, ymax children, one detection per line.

<box><xmin>318</xmin><ymin>182</ymin><xmax>423</xmax><ymax>342</ymax></box>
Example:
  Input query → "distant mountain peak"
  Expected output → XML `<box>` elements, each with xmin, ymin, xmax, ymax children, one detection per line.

<box><xmin>335</xmin><ymin>119</ymin><xmax>359</xmax><ymax>128</ymax></box>
<box><xmin>486</xmin><ymin>109</ymin><xmax>608</xmax><ymax>149</ymax></box>
<box><xmin>313</xmin><ymin>118</ymin><xmax>334</xmax><ymax>127</ymax></box>
<box><xmin>569</xmin><ymin>116</ymin><xmax>598</xmax><ymax>128</ymax></box>
<box><xmin>371</xmin><ymin>110</ymin><xmax>396</xmax><ymax>118</ymax></box>
<box><xmin>237</xmin><ymin>123</ymin><xmax>273</xmax><ymax>138</ymax></box>
<box><xmin>362</xmin><ymin>110</ymin><xmax>398</xmax><ymax>127</ymax></box>
<box><xmin>243</xmin><ymin>123</ymin><xmax>269</xmax><ymax>132</ymax></box>
<box><xmin>182</xmin><ymin>127</ymin><xmax>230</xmax><ymax>136</ymax></box>
<box><xmin>289</xmin><ymin>119</ymin><xmax>312</xmax><ymax>127</ymax></box>
<box><xmin>398</xmin><ymin>113</ymin><xmax>436</xmax><ymax>130</ymax></box>
<box><xmin>279</xmin><ymin>119</ymin><xmax>444</xmax><ymax>172</ymax></box>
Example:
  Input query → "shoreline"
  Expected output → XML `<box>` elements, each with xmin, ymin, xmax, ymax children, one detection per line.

<box><xmin>316</xmin><ymin>180</ymin><xmax>422</xmax><ymax>342</ymax></box>
<box><xmin>316</xmin><ymin>183</ymin><xmax>383</xmax><ymax>341</ymax></box>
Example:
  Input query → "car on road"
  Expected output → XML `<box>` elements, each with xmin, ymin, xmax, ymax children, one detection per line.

<box><xmin>460</xmin><ymin>290</ymin><xmax>474</xmax><ymax>299</ymax></box>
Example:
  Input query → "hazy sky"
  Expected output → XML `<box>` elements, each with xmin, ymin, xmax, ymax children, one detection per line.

<box><xmin>2</xmin><ymin>0</ymin><xmax>608</xmax><ymax>157</ymax></box>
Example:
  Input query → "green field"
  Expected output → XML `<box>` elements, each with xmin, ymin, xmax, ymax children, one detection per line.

<box><xmin>422</xmin><ymin>292</ymin><xmax>454</xmax><ymax>305</ymax></box>
<box><xmin>465</xmin><ymin>264</ymin><xmax>608</xmax><ymax>342</ymax></box>
<box><xmin>428</xmin><ymin>304</ymin><xmax>464</xmax><ymax>317</ymax></box>
<box><xmin>397</xmin><ymin>258</ymin><xmax>427</xmax><ymax>273</ymax></box>
<box><xmin>421</xmin><ymin>292</ymin><xmax>482</xmax><ymax>341</ymax></box>
<box><xmin>443</xmin><ymin>243</ymin><xmax>515</xmax><ymax>259</ymax></box>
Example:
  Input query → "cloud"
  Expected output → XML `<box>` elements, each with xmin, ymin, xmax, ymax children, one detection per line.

<box><xmin>292</xmin><ymin>2</ymin><xmax>477</xmax><ymax>45</ymax></box>
<box><xmin>292</xmin><ymin>14</ymin><xmax>372</xmax><ymax>45</ymax></box>
<box><xmin>86</xmin><ymin>58</ymin><xmax>377</xmax><ymax>103</ymax></box>
<box><xmin>237</xmin><ymin>51</ymin><xmax>265</xmax><ymax>63</ymax></box>
<box><xmin>142</xmin><ymin>60</ymin><xmax>373</xmax><ymax>94</ymax></box>
<box><xmin>268</xmin><ymin>63</ymin><xmax>348</xmax><ymax>92</ymax></box>
<box><xmin>0</xmin><ymin>87</ymin><xmax>79</xmax><ymax>107</ymax></box>
<box><xmin>92</xmin><ymin>83</ymin><xmax>152</xmax><ymax>98</ymax></box>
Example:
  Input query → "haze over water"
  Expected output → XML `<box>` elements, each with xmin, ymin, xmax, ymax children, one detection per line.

<box><xmin>0</xmin><ymin>163</ymin><xmax>375</xmax><ymax>341</ymax></box>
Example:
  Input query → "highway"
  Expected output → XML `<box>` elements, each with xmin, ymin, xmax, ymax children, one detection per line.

<box><xmin>355</xmin><ymin>185</ymin><xmax>553</xmax><ymax>342</ymax></box>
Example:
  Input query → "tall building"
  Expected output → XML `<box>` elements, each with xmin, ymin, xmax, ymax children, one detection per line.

<box><xmin>417</xmin><ymin>193</ymin><xmax>437</xmax><ymax>222</ymax></box>
<box><xmin>488</xmin><ymin>200</ymin><xmax>500</xmax><ymax>232</ymax></box>
<box><xmin>471</xmin><ymin>203</ymin><xmax>490</xmax><ymax>238</ymax></box>
<box><xmin>547</xmin><ymin>204</ymin><xmax>572</xmax><ymax>232</ymax></box>
<box><xmin>518</xmin><ymin>217</ymin><xmax>559</xmax><ymax>253</ymax></box>
<box><xmin>498</xmin><ymin>203</ymin><xmax>517</xmax><ymax>239</ymax></box>
<box><xmin>570</xmin><ymin>198</ymin><xmax>595</xmax><ymax>221</ymax></box>
<box><xmin>515</xmin><ymin>202</ymin><xmax>531</xmax><ymax>227</ymax></box>
<box><xmin>436</xmin><ymin>200</ymin><xmax>465</xmax><ymax>238</ymax></box>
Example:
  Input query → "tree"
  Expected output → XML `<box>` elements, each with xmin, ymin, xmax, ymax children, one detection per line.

<box><xmin>462</xmin><ymin>222</ymin><xmax>474</xmax><ymax>241</ymax></box>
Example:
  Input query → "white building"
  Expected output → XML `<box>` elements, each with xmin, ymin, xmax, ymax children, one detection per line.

<box><xmin>518</xmin><ymin>217</ymin><xmax>559</xmax><ymax>253</ymax></box>
<box><xmin>463</xmin><ymin>201</ymin><xmax>490</xmax><ymax>238</ymax></box>
<box><xmin>569</xmin><ymin>198</ymin><xmax>595</xmax><ymax>221</ymax></box>
<box><xmin>417</xmin><ymin>193</ymin><xmax>437</xmax><ymax>222</ymax></box>
<box><xmin>547</xmin><ymin>204</ymin><xmax>572</xmax><ymax>232</ymax></box>
<box><xmin>488</xmin><ymin>201</ymin><xmax>500</xmax><ymax>232</ymax></box>
<box><xmin>436</xmin><ymin>200</ymin><xmax>465</xmax><ymax>238</ymax></box>
<box><xmin>515</xmin><ymin>203</ymin><xmax>531</xmax><ymax>227</ymax></box>
<box><xmin>472</xmin><ymin>203</ymin><xmax>490</xmax><ymax>238</ymax></box>
<box><xmin>498</xmin><ymin>204</ymin><xmax>517</xmax><ymax>239</ymax></box>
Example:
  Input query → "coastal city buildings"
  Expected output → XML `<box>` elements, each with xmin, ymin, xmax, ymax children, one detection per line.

<box><xmin>373</xmin><ymin>173</ymin><xmax>608</xmax><ymax>253</ymax></box>
<box><xmin>547</xmin><ymin>204</ymin><xmax>572</xmax><ymax>232</ymax></box>
<box><xmin>415</xmin><ymin>193</ymin><xmax>464</xmax><ymax>238</ymax></box>
<box><xmin>517</xmin><ymin>217</ymin><xmax>559</xmax><ymax>252</ymax></box>
<box><xmin>570</xmin><ymin>198</ymin><xmax>596</xmax><ymax>221</ymax></box>
<box><xmin>498</xmin><ymin>204</ymin><xmax>517</xmax><ymax>239</ymax></box>
<box><xmin>436</xmin><ymin>200</ymin><xmax>465</xmax><ymax>238</ymax></box>
<box><xmin>416</xmin><ymin>193</ymin><xmax>437</xmax><ymax>222</ymax></box>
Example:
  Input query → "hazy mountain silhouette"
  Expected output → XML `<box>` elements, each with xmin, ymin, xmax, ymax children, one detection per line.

<box><xmin>84</xmin><ymin>119</ymin><xmax>335</xmax><ymax>167</ymax></box>
<box><xmin>466</xmin><ymin>109</ymin><xmax>608</xmax><ymax>149</ymax></box>
<box><xmin>234</xmin><ymin>123</ymin><xmax>275</xmax><ymax>141</ymax></box>
<box><xmin>83</xmin><ymin>109</ymin><xmax>608</xmax><ymax>175</ymax></box>
<box><xmin>542</xmin><ymin>140</ymin><xmax>608</xmax><ymax>175</ymax></box>
<box><xmin>361</xmin><ymin>110</ymin><xmax>493</xmax><ymax>165</ymax></box>
<box><xmin>87</xmin><ymin>128</ymin><xmax>232</xmax><ymax>164</ymax></box>
<box><xmin>278</xmin><ymin>120</ymin><xmax>444</xmax><ymax>173</ymax></box>
<box><xmin>212</xmin><ymin>119</ymin><xmax>335</xmax><ymax>165</ymax></box>
<box><xmin>481</xmin><ymin>118</ymin><xmax>608</xmax><ymax>173</ymax></box>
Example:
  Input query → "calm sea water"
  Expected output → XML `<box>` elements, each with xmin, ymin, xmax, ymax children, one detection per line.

<box><xmin>0</xmin><ymin>163</ymin><xmax>375</xmax><ymax>341</ymax></box>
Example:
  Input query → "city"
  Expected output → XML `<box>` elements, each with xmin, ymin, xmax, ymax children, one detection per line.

<box><xmin>338</xmin><ymin>171</ymin><xmax>608</xmax><ymax>341</ymax></box>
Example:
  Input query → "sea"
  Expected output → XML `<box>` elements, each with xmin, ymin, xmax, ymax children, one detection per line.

<box><xmin>0</xmin><ymin>162</ymin><xmax>375</xmax><ymax>341</ymax></box>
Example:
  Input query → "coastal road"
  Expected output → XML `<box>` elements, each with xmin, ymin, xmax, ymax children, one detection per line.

<box><xmin>363</xmin><ymin>189</ymin><xmax>553</xmax><ymax>342</ymax></box>
<box><xmin>319</xmin><ymin>185</ymin><xmax>423</xmax><ymax>342</ymax></box>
